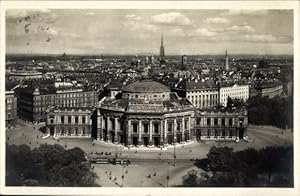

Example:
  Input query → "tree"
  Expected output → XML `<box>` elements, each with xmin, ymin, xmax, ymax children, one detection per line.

<box><xmin>189</xmin><ymin>146</ymin><xmax>293</xmax><ymax>187</ymax></box>
<box><xmin>6</xmin><ymin>144</ymin><xmax>98</xmax><ymax>186</ymax></box>
<box><xmin>247</xmin><ymin>96</ymin><xmax>293</xmax><ymax>129</ymax></box>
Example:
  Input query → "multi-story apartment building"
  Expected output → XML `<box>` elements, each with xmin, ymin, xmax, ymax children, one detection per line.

<box><xmin>16</xmin><ymin>86</ymin><xmax>98</xmax><ymax>123</ymax></box>
<box><xmin>5</xmin><ymin>90</ymin><xmax>18</xmax><ymax>128</ymax></box>
<box><xmin>219</xmin><ymin>84</ymin><xmax>249</xmax><ymax>107</ymax></box>
<box><xmin>174</xmin><ymin>78</ymin><xmax>219</xmax><ymax>109</ymax></box>
<box><xmin>250</xmin><ymin>81</ymin><xmax>283</xmax><ymax>98</ymax></box>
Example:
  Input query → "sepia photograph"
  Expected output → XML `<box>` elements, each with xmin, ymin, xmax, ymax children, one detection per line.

<box><xmin>1</xmin><ymin>1</ymin><xmax>299</xmax><ymax>196</ymax></box>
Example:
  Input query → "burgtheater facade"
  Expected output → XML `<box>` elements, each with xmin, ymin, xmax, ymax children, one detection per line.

<box><xmin>96</xmin><ymin>79</ymin><xmax>195</xmax><ymax>147</ymax></box>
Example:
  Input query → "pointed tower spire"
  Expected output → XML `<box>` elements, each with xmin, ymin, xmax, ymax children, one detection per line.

<box><xmin>225</xmin><ymin>48</ymin><xmax>229</xmax><ymax>71</ymax></box>
<box><xmin>159</xmin><ymin>33</ymin><xmax>165</xmax><ymax>64</ymax></box>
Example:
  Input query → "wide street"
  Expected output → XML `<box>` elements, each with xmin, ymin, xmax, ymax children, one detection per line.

<box><xmin>6</xmin><ymin>119</ymin><xmax>293</xmax><ymax>187</ymax></box>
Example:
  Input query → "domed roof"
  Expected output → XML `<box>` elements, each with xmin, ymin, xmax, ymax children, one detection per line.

<box><xmin>123</xmin><ymin>79</ymin><xmax>170</xmax><ymax>93</ymax></box>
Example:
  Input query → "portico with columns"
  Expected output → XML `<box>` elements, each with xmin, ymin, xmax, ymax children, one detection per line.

<box><xmin>97</xmin><ymin>112</ymin><xmax>194</xmax><ymax>148</ymax></box>
<box><xmin>96</xmin><ymin>79</ymin><xmax>195</xmax><ymax>148</ymax></box>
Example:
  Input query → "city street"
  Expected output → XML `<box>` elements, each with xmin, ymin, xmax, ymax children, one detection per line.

<box><xmin>6</xmin><ymin>120</ymin><xmax>293</xmax><ymax>187</ymax></box>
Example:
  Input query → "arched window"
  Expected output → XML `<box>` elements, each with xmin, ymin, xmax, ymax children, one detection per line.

<box><xmin>68</xmin><ymin>127</ymin><xmax>71</xmax><ymax>135</ymax></box>
<box><xmin>82</xmin><ymin>127</ymin><xmax>85</xmax><ymax>135</ymax></box>
<box><xmin>75</xmin><ymin>127</ymin><xmax>78</xmax><ymax>136</ymax></box>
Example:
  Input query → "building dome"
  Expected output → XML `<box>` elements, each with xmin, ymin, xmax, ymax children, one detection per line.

<box><xmin>123</xmin><ymin>79</ymin><xmax>170</xmax><ymax>93</ymax></box>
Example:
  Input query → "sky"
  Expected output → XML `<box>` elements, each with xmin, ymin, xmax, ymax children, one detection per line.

<box><xmin>6</xmin><ymin>9</ymin><xmax>293</xmax><ymax>55</ymax></box>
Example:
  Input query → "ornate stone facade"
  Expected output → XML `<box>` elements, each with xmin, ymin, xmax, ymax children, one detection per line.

<box><xmin>194</xmin><ymin>109</ymin><xmax>248</xmax><ymax>141</ymax></box>
<box><xmin>96</xmin><ymin>79</ymin><xmax>195</xmax><ymax>147</ymax></box>
<box><xmin>46</xmin><ymin>107</ymin><xmax>93</xmax><ymax>138</ymax></box>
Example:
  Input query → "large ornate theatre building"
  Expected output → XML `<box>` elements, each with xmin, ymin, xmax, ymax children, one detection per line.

<box><xmin>95</xmin><ymin>79</ymin><xmax>195</xmax><ymax>147</ymax></box>
<box><xmin>45</xmin><ymin>78</ymin><xmax>249</xmax><ymax>148</ymax></box>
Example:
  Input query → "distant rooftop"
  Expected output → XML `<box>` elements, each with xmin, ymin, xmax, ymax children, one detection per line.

<box><xmin>176</xmin><ymin>78</ymin><xmax>217</xmax><ymax>90</ymax></box>
<box><xmin>123</xmin><ymin>78</ymin><xmax>170</xmax><ymax>93</ymax></box>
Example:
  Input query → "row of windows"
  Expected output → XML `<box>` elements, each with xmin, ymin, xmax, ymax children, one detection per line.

<box><xmin>188</xmin><ymin>90</ymin><xmax>217</xmax><ymax>94</ymax></box>
<box><xmin>35</xmin><ymin>92</ymin><xmax>96</xmax><ymax>100</ymax></box>
<box><xmin>193</xmin><ymin>100</ymin><xmax>218</xmax><ymax>108</ymax></box>
<box><xmin>57</xmin><ymin>93</ymin><xmax>94</xmax><ymax>99</ymax></box>
<box><xmin>58</xmin><ymin>116</ymin><xmax>87</xmax><ymax>124</ymax></box>
<box><xmin>131</xmin><ymin>123</ymin><xmax>160</xmax><ymax>134</ymax></box>
<box><xmin>221</xmin><ymin>87</ymin><xmax>248</xmax><ymax>92</ymax></box>
<box><xmin>6</xmin><ymin>98</ymin><xmax>13</xmax><ymax>103</ymax></box>
<box><xmin>126</xmin><ymin>93</ymin><xmax>166</xmax><ymax>99</ymax></box>
<box><xmin>202</xmin><ymin>129</ymin><xmax>234</xmax><ymax>137</ymax></box>
<box><xmin>58</xmin><ymin>127</ymin><xmax>89</xmax><ymax>136</ymax></box>
<box><xmin>196</xmin><ymin>117</ymin><xmax>235</xmax><ymax>126</ymax></box>
<box><xmin>188</xmin><ymin>94</ymin><xmax>218</xmax><ymax>101</ymax></box>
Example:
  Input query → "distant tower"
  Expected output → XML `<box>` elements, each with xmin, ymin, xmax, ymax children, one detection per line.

<box><xmin>150</xmin><ymin>55</ymin><xmax>155</xmax><ymax>64</ymax></box>
<box><xmin>182</xmin><ymin>55</ymin><xmax>188</xmax><ymax>67</ymax></box>
<box><xmin>225</xmin><ymin>49</ymin><xmax>229</xmax><ymax>71</ymax></box>
<box><xmin>159</xmin><ymin>33</ymin><xmax>165</xmax><ymax>64</ymax></box>
<box><xmin>145</xmin><ymin>55</ymin><xmax>150</xmax><ymax>65</ymax></box>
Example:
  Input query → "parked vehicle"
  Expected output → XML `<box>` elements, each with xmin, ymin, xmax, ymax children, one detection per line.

<box><xmin>111</xmin><ymin>158</ymin><xmax>131</xmax><ymax>165</ymax></box>
<box><xmin>89</xmin><ymin>157</ymin><xmax>111</xmax><ymax>164</ymax></box>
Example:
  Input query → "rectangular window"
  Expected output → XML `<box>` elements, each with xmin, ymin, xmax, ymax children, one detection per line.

<box><xmin>222</xmin><ymin>118</ymin><xmax>225</xmax><ymax>126</ymax></box>
<box><xmin>214</xmin><ymin>118</ymin><xmax>218</xmax><ymax>126</ymax></box>
<box><xmin>229</xmin><ymin>118</ymin><xmax>233</xmax><ymax>126</ymax></box>
<box><xmin>177</xmin><ymin>122</ymin><xmax>181</xmax><ymax>131</ymax></box>
<box><xmin>143</xmin><ymin>123</ymin><xmax>148</xmax><ymax>133</ymax></box>
<box><xmin>168</xmin><ymin>123</ymin><xmax>172</xmax><ymax>133</ymax></box>
<box><xmin>207</xmin><ymin>118</ymin><xmax>211</xmax><ymax>126</ymax></box>
<box><xmin>133</xmin><ymin>123</ymin><xmax>138</xmax><ymax>133</ymax></box>
<box><xmin>154</xmin><ymin>123</ymin><xmax>159</xmax><ymax>134</ymax></box>
<box><xmin>68</xmin><ymin>116</ymin><xmax>72</xmax><ymax>124</ymax></box>
<box><xmin>196</xmin><ymin>118</ymin><xmax>201</xmax><ymax>125</ymax></box>
<box><xmin>61</xmin><ymin>116</ymin><xmax>65</xmax><ymax>124</ymax></box>
<box><xmin>75</xmin><ymin>116</ymin><xmax>78</xmax><ymax>124</ymax></box>
<box><xmin>82</xmin><ymin>116</ymin><xmax>86</xmax><ymax>124</ymax></box>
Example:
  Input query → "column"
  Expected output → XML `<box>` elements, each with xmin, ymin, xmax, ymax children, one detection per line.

<box><xmin>100</xmin><ymin>116</ymin><xmax>104</xmax><ymax>140</ymax></box>
<box><xmin>160</xmin><ymin>120</ymin><xmax>164</xmax><ymax>145</ymax></box>
<box><xmin>78</xmin><ymin>115</ymin><xmax>82</xmax><ymax>125</ymax></box>
<box><xmin>114</xmin><ymin>117</ymin><xmax>118</xmax><ymax>143</ymax></box>
<box><xmin>173</xmin><ymin>119</ymin><xmax>177</xmax><ymax>144</ymax></box>
<box><xmin>182</xmin><ymin>117</ymin><xmax>185</xmax><ymax>142</ymax></box>
<box><xmin>107</xmin><ymin>117</ymin><xmax>111</xmax><ymax>142</ymax></box>
<box><xmin>164</xmin><ymin>119</ymin><xmax>167</xmax><ymax>145</ymax></box>
<box><xmin>71</xmin><ymin>115</ymin><xmax>75</xmax><ymax>125</ymax></box>
<box><xmin>149</xmin><ymin>119</ymin><xmax>153</xmax><ymax>146</ymax></box>
<box><xmin>188</xmin><ymin>116</ymin><xmax>191</xmax><ymax>141</ymax></box>
<box><xmin>138</xmin><ymin>120</ymin><xmax>142</xmax><ymax>146</ymax></box>
<box><xmin>127</xmin><ymin>119</ymin><xmax>131</xmax><ymax>146</ymax></box>
<box><xmin>96</xmin><ymin>113</ymin><xmax>101</xmax><ymax>140</ymax></box>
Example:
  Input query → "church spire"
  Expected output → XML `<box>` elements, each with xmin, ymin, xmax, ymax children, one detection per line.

<box><xmin>225</xmin><ymin>48</ymin><xmax>229</xmax><ymax>71</ymax></box>
<box><xmin>159</xmin><ymin>33</ymin><xmax>165</xmax><ymax>64</ymax></box>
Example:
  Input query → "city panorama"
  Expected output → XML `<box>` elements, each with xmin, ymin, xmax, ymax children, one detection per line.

<box><xmin>5</xmin><ymin>9</ymin><xmax>293</xmax><ymax>188</ymax></box>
